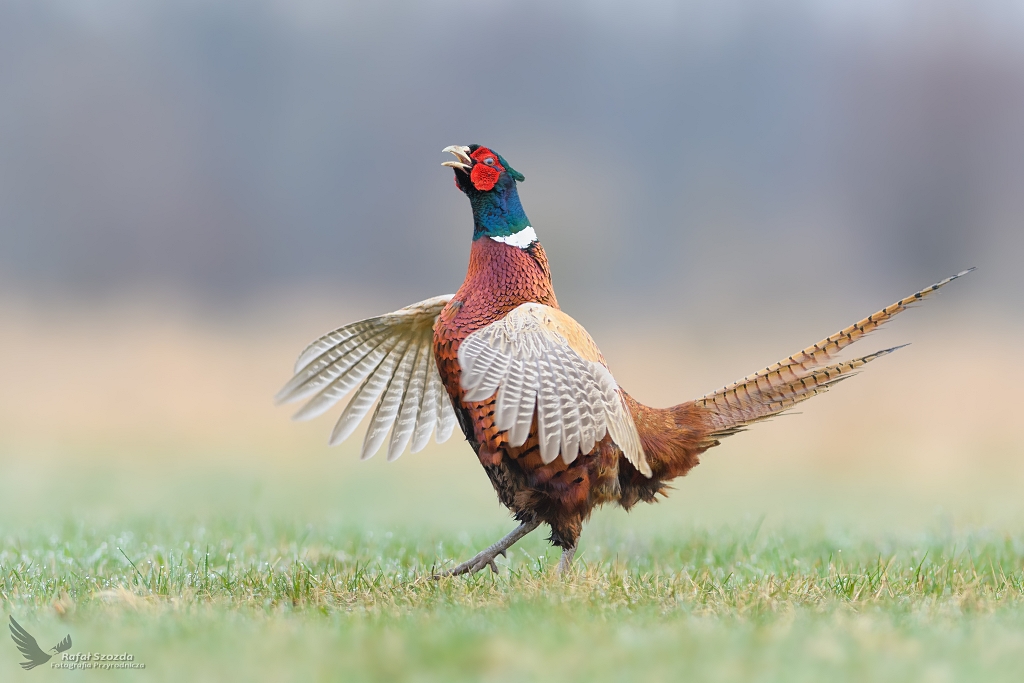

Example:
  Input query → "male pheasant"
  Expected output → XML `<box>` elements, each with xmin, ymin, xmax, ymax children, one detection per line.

<box><xmin>276</xmin><ymin>144</ymin><xmax>970</xmax><ymax>576</ymax></box>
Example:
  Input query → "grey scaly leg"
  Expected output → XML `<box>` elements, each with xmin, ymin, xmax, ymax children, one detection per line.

<box><xmin>556</xmin><ymin>542</ymin><xmax>577</xmax><ymax>576</ymax></box>
<box><xmin>436</xmin><ymin>520</ymin><xmax>540</xmax><ymax>578</ymax></box>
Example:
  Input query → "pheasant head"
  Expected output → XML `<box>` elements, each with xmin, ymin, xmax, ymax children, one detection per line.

<box><xmin>443</xmin><ymin>144</ymin><xmax>532</xmax><ymax>244</ymax></box>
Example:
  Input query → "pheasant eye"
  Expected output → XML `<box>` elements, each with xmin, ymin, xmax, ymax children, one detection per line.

<box><xmin>484</xmin><ymin>157</ymin><xmax>495</xmax><ymax>165</ymax></box>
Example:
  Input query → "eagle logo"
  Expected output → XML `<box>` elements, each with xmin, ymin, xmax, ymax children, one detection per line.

<box><xmin>8</xmin><ymin>617</ymin><xmax>72</xmax><ymax>670</ymax></box>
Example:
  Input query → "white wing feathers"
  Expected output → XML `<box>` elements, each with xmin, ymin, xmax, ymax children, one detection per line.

<box><xmin>458</xmin><ymin>303</ymin><xmax>650</xmax><ymax>477</ymax></box>
<box><xmin>275</xmin><ymin>295</ymin><xmax>457</xmax><ymax>461</ymax></box>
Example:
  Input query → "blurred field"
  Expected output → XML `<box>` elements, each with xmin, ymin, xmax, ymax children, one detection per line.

<box><xmin>0</xmin><ymin>287</ymin><xmax>1021</xmax><ymax>520</ymax></box>
<box><xmin>0</xmin><ymin>293</ymin><xmax>1022</xmax><ymax>680</ymax></box>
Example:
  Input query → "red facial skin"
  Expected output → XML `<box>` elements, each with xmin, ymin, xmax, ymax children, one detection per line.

<box><xmin>469</xmin><ymin>147</ymin><xmax>504</xmax><ymax>191</ymax></box>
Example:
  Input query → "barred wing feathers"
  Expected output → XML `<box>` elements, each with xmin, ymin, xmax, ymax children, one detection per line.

<box><xmin>697</xmin><ymin>270</ymin><xmax>972</xmax><ymax>437</ymax></box>
<box><xmin>459</xmin><ymin>303</ymin><xmax>651</xmax><ymax>477</ymax></box>
<box><xmin>276</xmin><ymin>295</ymin><xmax>457</xmax><ymax>461</ymax></box>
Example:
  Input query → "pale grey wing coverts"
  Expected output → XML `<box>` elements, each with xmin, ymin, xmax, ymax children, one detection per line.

<box><xmin>275</xmin><ymin>295</ymin><xmax>458</xmax><ymax>461</ymax></box>
<box><xmin>458</xmin><ymin>303</ymin><xmax>650</xmax><ymax>477</ymax></box>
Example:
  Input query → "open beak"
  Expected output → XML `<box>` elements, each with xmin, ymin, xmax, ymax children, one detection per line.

<box><xmin>441</xmin><ymin>145</ymin><xmax>473</xmax><ymax>172</ymax></box>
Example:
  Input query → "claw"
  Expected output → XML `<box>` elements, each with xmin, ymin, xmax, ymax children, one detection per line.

<box><xmin>487</xmin><ymin>560</ymin><xmax>499</xmax><ymax>574</ymax></box>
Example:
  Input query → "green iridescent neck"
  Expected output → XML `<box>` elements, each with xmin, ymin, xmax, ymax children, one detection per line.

<box><xmin>470</xmin><ymin>177</ymin><xmax>531</xmax><ymax>240</ymax></box>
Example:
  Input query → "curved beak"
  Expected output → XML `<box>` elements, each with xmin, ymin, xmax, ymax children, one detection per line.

<box><xmin>441</xmin><ymin>145</ymin><xmax>472</xmax><ymax>172</ymax></box>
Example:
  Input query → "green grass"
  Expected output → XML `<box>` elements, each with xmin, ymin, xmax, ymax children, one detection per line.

<box><xmin>2</xmin><ymin>442</ymin><xmax>1024</xmax><ymax>681</ymax></box>
<box><xmin>2</xmin><ymin>517</ymin><xmax>1024</xmax><ymax>681</ymax></box>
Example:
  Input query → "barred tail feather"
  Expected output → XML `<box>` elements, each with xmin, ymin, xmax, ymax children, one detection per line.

<box><xmin>699</xmin><ymin>344</ymin><xmax>905</xmax><ymax>439</ymax></box>
<box><xmin>695</xmin><ymin>269</ymin><xmax>972</xmax><ymax>439</ymax></box>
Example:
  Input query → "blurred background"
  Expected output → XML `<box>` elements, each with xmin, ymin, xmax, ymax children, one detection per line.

<box><xmin>0</xmin><ymin>0</ymin><xmax>1021</xmax><ymax>535</ymax></box>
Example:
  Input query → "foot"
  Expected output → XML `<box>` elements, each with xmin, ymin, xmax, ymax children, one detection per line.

<box><xmin>435</xmin><ymin>520</ymin><xmax>540</xmax><ymax>578</ymax></box>
<box><xmin>556</xmin><ymin>543</ymin><xmax>577</xmax><ymax>576</ymax></box>
<box><xmin>438</xmin><ymin>546</ymin><xmax>505</xmax><ymax>577</ymax></box>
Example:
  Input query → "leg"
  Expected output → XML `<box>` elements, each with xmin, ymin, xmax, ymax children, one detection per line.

<box><xmin>547</xmin><ymin>516</ymin><xmax>582</xmax><ymax>576</ymax></box>
<box><xmin>435</xmin><ymin>519</ymin><xmax>540</xmax><ymax>578</ymax></box>
<box><xmin>556</xmin><ymin>541</ymin><xmax>577</xmax><ymax>576</ymax></box>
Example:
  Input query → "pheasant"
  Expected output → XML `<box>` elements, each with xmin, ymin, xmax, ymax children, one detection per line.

<box><xmin>276</xmin><ymin>144</ymin><xmax>970</xmax><ymax>576</ymax></box>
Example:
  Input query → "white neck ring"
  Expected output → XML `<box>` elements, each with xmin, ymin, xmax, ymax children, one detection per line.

<box><xmin>489</xmin><ymin>225</ymin><xmax>537</xmax><ymax>249</ymax></box>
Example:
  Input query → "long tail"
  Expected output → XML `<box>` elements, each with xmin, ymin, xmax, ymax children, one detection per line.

<box><xmin>694</xmin><ymin>269</ymin><xmax>973</xmax><ymax>442</ymax></box>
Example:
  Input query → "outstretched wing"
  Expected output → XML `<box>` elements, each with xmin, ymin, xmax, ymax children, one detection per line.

<box><xmin>458</xmin><ymin>303</ymin><xmax>650</xmax><ymax>476</ymax></box>
<box><xmin>53</xmin><ymin>634</ymin><xmax>72</xmax><ymax>653</ymax></box>
<box><xmin>276</xmin><ymin>295</ymin><xmax>458</xmax><ymax>461</ymax></box>
<box><xmin>9</xmin><ymin>617</ymin><xmax>51</xmax><ymax>670</ymax></box>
